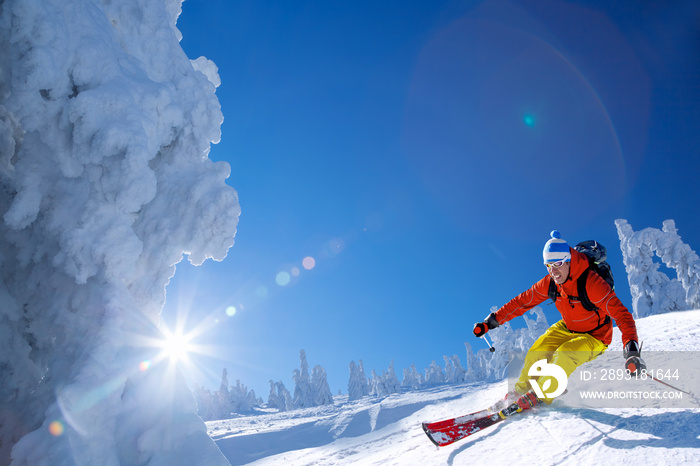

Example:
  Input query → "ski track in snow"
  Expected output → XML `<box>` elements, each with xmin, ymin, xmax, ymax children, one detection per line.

<box><xmin>208</xmin><ymin>311</ymin><xmax>700</xmax><ymax>465</ymax></box>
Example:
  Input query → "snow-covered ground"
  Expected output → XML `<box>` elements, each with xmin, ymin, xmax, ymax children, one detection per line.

<box><xmin>208</xmin><ymin>311</ymin><xmax>700</xmax><ymax>465</ymax></box>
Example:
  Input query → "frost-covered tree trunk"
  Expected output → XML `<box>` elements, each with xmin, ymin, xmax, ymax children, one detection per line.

<box><xmin>616</xmin><ymin>219</ymin><xmax>700</xmax><ymax>317</ymax></box>
<box><xmin>0</xmin><ymin>1</ymin><xmax>238</xmax><ymax>464</ymax></box>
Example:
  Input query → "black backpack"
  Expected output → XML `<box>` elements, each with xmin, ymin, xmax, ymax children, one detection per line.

<box><xmin>548</xmin><ymin>240</ymin><xmax>614</xmax><ymax>316</ymax></box>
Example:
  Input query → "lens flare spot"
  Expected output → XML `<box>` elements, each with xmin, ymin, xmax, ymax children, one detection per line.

<box><xmin>226</xmin><ymin>306</ymin><xmax>237</xmax><ymax>317</ymax></box>
<box><xmin>324</xmin><ymin>238</ymin><xmax>345</xmax><ymax>258</ymax></box>
<box><xmin>291</xmin><ymin>267</ymin><xmax>300</xmax><ymax>277</ymax></box>
<box><xmin>302</xmin><ymin>256</ymin><xmax>316</xmax><ymax>270</ymax></box>
<box><xmin>275</xmin><ymin>271</ymin><xmax>291</xmax><ymax>286</ymax></box>
<box><xmin>139</xmin><ymin>360</ymin><xmax>151</xmax><ymax>372</ymax></box>
<box><xmin>523</xmin><ymin>114</ymin><xmax>536</xmax><ymax>127</ymax></box>
<box><xmin>48</xmin><ymin>421</ymin><xmax>64</xmax><ymax>437</ymax></box>
<box><xmin>256</xmin><ymin>286</ymin><xmax>268</xmax><ymax>298</ymax></box>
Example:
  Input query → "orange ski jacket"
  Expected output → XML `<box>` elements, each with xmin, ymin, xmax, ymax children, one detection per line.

<box><xmin>493</xmin><ymin>248</ymin><xmax>638</xmax><ymax>346</ymax></box>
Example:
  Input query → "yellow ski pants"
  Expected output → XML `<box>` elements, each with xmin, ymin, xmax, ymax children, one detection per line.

<box><xmin>514</xmin><ymin>320</ymin><xmax>608</xmax><ymax>403</ymax></box>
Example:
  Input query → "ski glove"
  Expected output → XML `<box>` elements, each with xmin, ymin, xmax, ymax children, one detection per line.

<box><xmin>473</xmin><ymin>312</ymin><xmax>499</xmax><ymax>337</ymax></box>
<box><xmin>623</xmin><ymin>340</ymin><xmax>646</xmax><ymax>376</ymax></box>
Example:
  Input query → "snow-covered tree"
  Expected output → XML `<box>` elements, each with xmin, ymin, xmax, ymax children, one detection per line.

<box><xmin>311</xmin><ymin>365</ymin><xmax>334</xmax><ymax>406</ymax></box>
<box><xmin>348</xmin><ymin>360</ymin><xmax>370</xmax><ymax>401</ymax></box>
<box><xmin>220</xmin><ymin>368</ymin><xmax>230</xmax><ymax>394</ymax></box>
<box><xmin>384</xmin><ymin>360</ymin><xmax>401</xmax><ymax>394</ymax></box>
<box><xmin>369</xmin><ymin>369</ymin><xmax>387</xmax><ymax>396</ymax></box>
<box><xmin>192</xmin><ymin>385</ymin><xmax>226</xmax><ymax>422</ymax></box>
<box><xmin>401</xmin><ymin>364</ymin><xmax>424</xmax><ymax>390</ymax></box>
<box><xmin>464</xmin><ymin>342</ymin><xmax>485</xmax><ymax>382</ymax></box>
<box><xmin>267</xmin><ymin>380</ymin><xmax>283</xmax><ymax>411</ymax></box>
<box><xmin>267</xmin><ymin>380</ymin><xmax>293</xmax><ymax>412</ymax></box>
<box><xmin>368</xmin><ymin>361</ymin><xmax>402</xmax><ymax>397</ymax></box>
<box><xmin>444</xmin><ymin>355</ymin><xmax>467</xmax><ymax>384</ymax></box>
<box><xmin>278</xmin><ymin>382</ymin><xmax>294</xmax><ymax>411</ymax></box>
<box><xmin>229</xmin><ymin>380</ymin><xmax>260</xmax><ymax>413</ymax></box>
<box><xmin>424</xmin><ymin>361</ymin><xmax>445</xmax><ymax>385</ymax></box>
<box><xmin>192</xmin><ymin>372</ymin><xmax>260</xmax><ymax>420</ymax></box>
<box><xmin>616</xmin><ymin>219</ymin><xmax>700</xmax><ymax>317</ymax></box>
<box><xmin>192</xmin><ymin>384</ymin><xmax>214</xmax><ymax>421</ymax></box>
<box><xmin>0</xmin><ymin>1</ymin><xmax>237</xmax><ymax>463</ymax></box>
<box><xmin>210</xmin><ymin>369</ymin><xmax>232</xmax><ymax>419</ymax></box>
<box><xmin>293</xmin><ymin>349</ymin><xmax>313</xmax><ymax>409</ymax></box>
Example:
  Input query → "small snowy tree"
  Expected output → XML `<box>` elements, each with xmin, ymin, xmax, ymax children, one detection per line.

<box><xmin>464</xmin><ymin>342</ymin><xmax>485</xmax><ymax>382</ymax></box>
<box><xmin>348</xmin><ymin>360</ymin><xmax>370</xmax><ymax>401</ymax></box>
<box><xmin>267</xmin><ymin>380</ymin><xmax>283</xmax><ymax>411</ymax></box>
<box><xmin>401</xmin><ymin>364</ymin><xmax>423</xmax><ymax>390</ymax></box>
<box><xmin>267</xmin><ymin>381</ymin><xmax>293</xmax><ymax>412</ymax></box>
<box><xmin>278</xmin><ymin>382</ymin><xmax>293</xmax><ymax>411</ymax></box>
<box><xmin>424</xmin><ymin>361</ymin><xmax>445</xmax><ymax>385</ymax></box>
<box><xmin>384</xmin><ymin>360</ymin><xmax>401</xmax><ymax>394</ymax></box>
<box><xmin>292</xmin><ymin>349</ymin><xmax>318</xmax><ymax>409</ymax></box>
<box><xmin>444</xmin><ymin>355</ymin><xmax>467</xmax><ymax>384</ymax></box>
<box><xmin>311</xmin><ymin>365</ymin><xmax>334</xmax><ymax>406</ymax></box>
<box><xmin>229</xmin><ymin>380</ymin><xmax>259</xmax><ymax>413</ymax></box>
<box><xmin>368</xmin><ymin>361</ymin><xmax>402</xmax><ymax>396</ymax></box>
<box><xmin>219</xmin><ymin>368</ymin><xmax>229</xmax><ymax>394</ymax></box>
<box><xmin>213</xmin><ymin>369</ymin><xmax>232</xmax><ymax>419</ymax></box>
<box><xmin>192</xmin><ymin>384</ymin><xmax>215</xmax><ymax>421</ymax></box>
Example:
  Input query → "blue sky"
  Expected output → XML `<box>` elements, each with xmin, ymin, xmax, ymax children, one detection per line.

<box><xmin>163</xmin><ymin>0</ymin><xmax>700</xmax><ymax>396</ymax></box>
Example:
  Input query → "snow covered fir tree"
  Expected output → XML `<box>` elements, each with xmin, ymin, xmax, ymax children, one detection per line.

<box><xmin>0</xmin><ymin>1</ymin><xmax>238</xmax><ymax>464</ymax></box>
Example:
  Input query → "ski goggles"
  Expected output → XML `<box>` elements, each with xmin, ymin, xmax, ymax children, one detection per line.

<box><xmin>545</xmin><ymin>260</ymin><xmax>568</xmax><ymax>269</ymax></box>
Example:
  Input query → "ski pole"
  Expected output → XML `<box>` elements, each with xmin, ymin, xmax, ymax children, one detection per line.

<box><xmin>648</xmin><ymin>372</ymin><xmax>696</xmax><ymax>399</ymax></box>
<box><xmin>482</xmin><ymin>334</ymin><xmax>496</xmax><ymax>353</ymax></box>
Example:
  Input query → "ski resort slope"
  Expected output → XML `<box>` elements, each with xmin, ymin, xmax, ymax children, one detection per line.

<box><xmin>208</xmin><ymin>310</ymin><xmax>700</xmax><ymax>465</ymax></box>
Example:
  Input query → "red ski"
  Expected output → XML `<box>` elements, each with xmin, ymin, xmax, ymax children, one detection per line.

<box><xmin>422</xmin><ymin>391</ymin><xmax>539</xmax><ymax>447</ymax></box>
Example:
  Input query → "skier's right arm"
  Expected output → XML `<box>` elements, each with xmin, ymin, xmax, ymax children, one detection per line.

<box><xmin>474</xmin><ymin>276</ymin><xmax>550</xmax><ymax>337</ymax></box>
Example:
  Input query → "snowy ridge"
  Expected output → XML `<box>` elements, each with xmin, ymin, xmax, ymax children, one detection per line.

<box><xmin>208</xmin><ymin>310</ymin><xmax>700</xmax><ymax>465</ymax></box>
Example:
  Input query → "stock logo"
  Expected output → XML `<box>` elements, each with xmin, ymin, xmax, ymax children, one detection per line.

<box><xmin>528</xmin><ymin>359</ymin><xmax>568</xmax><ymax>399</ymax></box>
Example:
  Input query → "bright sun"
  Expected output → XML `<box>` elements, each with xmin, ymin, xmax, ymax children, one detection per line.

<box><xmin>160</xmin><ymin>331</ymin><xmax>192</xmax><ymax>362</ymax></box>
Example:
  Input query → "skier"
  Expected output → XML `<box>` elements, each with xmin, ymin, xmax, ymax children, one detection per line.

<box><xmin>473</xmin><ymin>230</ymin><xmax>645</xmax><ymax>404</ymax></box>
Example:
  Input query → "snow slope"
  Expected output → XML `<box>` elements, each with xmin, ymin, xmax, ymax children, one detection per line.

<box><xmin>208</xmin><ymin>310</ymin><xmax>700</xmax><ymax>465</ymax></box>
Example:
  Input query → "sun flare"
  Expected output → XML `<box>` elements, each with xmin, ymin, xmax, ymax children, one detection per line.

<box><xmin>160</xmin><ymin>330</ymin><xmax>193</xmax><ymax>363</ymax></box>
